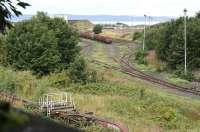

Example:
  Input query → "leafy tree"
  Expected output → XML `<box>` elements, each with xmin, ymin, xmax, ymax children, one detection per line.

<box><xmin>5</xmin><ymin>12</ymin><xmax>80</xmax><ymax>75</ymax></box>
<box><xmin>145</xmin><ymin>27</ymin><xmax>162</xmax><ymax>50</ymax></box>
<box><xmin>196</xmin><ymin>11</ymin><xmax>200</xmax><ymax>18</ymax></box>
<box><xmin>0</xmin><ymin>35</ymin><xmax>7</xmax><ymax>65</ymax></box>
<box><xmin>93</xmin><ymin>24</ymin><xmax>103</xmax><ymax>34</ymax></box>
<box><xmin>145</xmin><ymin>15</ymin><xmax>200</xmax><ymax>73</ymax></box>
<box><xmin>0</xmin><ymin>0</ymin><xmax>30</xmax><ymax>32</ymax></box>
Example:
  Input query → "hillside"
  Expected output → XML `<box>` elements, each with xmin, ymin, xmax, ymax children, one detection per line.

<box><xmin>1</xmin><ymin>8</ymin><xmax>200</xmax><ymax>132</ymax></box>
<box><xmin>1</xmin><ymin>38</ymin><xmax>200</xmax><ymax>131</ymax></box>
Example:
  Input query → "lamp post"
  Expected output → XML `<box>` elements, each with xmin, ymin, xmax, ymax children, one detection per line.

<box><xmin>143</xmin><ymin>14</ymin><xmax>147</xmax><ymax>51</ymax></box>
<box><xmin>184</xmin><ymin>8</ymin><xmax>187</xmax><ymax>75</ymax></box>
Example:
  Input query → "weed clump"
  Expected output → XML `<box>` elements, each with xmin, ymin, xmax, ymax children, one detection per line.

<box><xmin>135</xmin><ymin>50</ymin><xmax>148</xmax><ymax>65</ymax></box>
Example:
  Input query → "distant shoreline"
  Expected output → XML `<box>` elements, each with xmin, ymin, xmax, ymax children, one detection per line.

<box><xmin>11</xmin><ymin>14</ymin><xmax>174</xmax><ymax>26</ymax></box>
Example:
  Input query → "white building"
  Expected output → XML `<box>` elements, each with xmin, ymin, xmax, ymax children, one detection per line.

<box><xmin>49</xmin><ymin>14</ymin><xmax>68</xmax><ymax>22</ymax></box>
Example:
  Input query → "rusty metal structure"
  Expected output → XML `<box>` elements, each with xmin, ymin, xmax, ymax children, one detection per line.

<box><xmin>38</xmin><ymin>93</ymin><xmax>75</xmax><ymax>117</ymax></box>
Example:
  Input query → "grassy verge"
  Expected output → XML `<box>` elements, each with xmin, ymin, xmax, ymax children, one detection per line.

<box><xmin>1</xmin><ymin>65</ymin><xmax>200</xmax><ymax>131</ymax></box>
<box><xmin>90</xmin><ymin>42</ymin><xmax>118</xmax><ymax>66</ymax></box>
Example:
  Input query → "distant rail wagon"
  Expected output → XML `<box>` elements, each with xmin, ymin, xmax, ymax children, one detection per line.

<box><xmin>80</xmin><ymin>32</ymin><xmax>112</xmax><ymax>44</ymax></box>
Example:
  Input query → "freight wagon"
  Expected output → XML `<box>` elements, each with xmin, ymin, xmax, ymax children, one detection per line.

<box><xmin>80</xmin><ymin>32</ymin><xmax>112</xmax><ymax>44</ymax></box>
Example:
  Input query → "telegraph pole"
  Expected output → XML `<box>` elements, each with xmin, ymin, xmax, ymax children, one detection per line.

<box><xmin>148</xmin><ymin>16</ymin><xmax>153</xmax><ymax>28</ymax></box>
<box><xmin>143</xmin><ymin>14</ymin><xmax>147</xmax><ymax>51</ymax></box>
<box><xmin>66</xmin><ymin>15</ymin><xmax>68</xmax><ymax>23</ymax></box>
<box><xmin>148</xmin><ymin>16</ymin><xmax>151</xmax><ymax>28</ymax></box>
<box><xmin>184</xmin><ymin>8</ymin><xmax>187</xmax><ymax>75</ymax></box>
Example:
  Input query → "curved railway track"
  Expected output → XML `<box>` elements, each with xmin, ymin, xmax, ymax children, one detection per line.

<box><xmin>91</xmin><ymin>57</ymin><xmax>200</xmax><ymax>96</ymax></box>
<box><xmin>81</xmin><ymin>38</ymin><xmax>200</xmax><ymax>96</ymax></box>
<box><xmin>120</xmin><ymin>54</ymin><xmax>200</xmax><ymax>96</ymax></box>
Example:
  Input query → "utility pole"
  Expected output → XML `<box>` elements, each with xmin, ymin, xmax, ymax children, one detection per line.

<box><xmin>148</xmin><ymin>16</ymin><xmax>153</xmax><ymax>28</ymax></box>
<box><xmin>184</xmin><ymin>8</ymin><xmax>187</xmax><ymax>75</ymax></box>
<box><xmin>66</xmin><ymin>15</ymin><xmax>68</xmax><ymax>23</ymax></box>
<box><xmin>148</xmin><ymin>16</ymin><xmax>151</xmax><ymax>28</ymax></box>
<box><xmin>143</xmin><ymin>14</ymin><xmax>147</xmax><ymax>51</ymax></box>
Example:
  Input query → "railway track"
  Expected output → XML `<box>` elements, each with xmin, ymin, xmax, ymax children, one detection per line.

<box><xmin>81</xmin><ymin>37</ymin><xmax>200</xmax><ymax>95</ymax></box>
<box><xmin>90</xmin><ymin>56</ymin><xmax>200</xmax><ymax>96</ymax></box>
<box><xmin>81</xmin><ymin>44</ymin><xmax>92</xmax><ymax>56</ymax></box>
<box><xmin>120</xmin><ymin>55</ymin><xmax>200</xmax><ymax>96</ymax></box>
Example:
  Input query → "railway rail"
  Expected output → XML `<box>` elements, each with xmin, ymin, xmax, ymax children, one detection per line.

<box><xmin>88</xmin><ymin>36</ymin><xmax>200</xmax><ymax>96</ymax></box>
<box><xmin>90</xmin><ymin>58</ymin><xmax>200</xmax><ymax>96</ymax></box>
<box><xmin>81</xmin><ymin>44</ymin><xmax>92</xmax><ymax>56</ymax></box>
<box><xmin>120</xmin><ymin>55</ymin><xmax>200</xmax><ymax>96</ymax></box>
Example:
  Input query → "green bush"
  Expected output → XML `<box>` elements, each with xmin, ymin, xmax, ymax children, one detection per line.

<box><xmin>132</xmin><ymin>32</ymin><xmax>143</xmax><ymax>41</ymax></box>
<box><xmin>145</xmin><ymin>13</ymin><xmax>200</xmax><ymax>72</ymax></box>
<box><xmin>68</xmin><ymin>57</ymin><xmax>88</xmax><ymax>84</ymax></box>
<box><xmin>93</xmin><ymin>24</ymin><xmax>103</xmax><ymax>34</ymax></box>
<box><xmin>0</xmin><ymin>35</ymin><xmax>7</xmax><ymax>65</ymax></box>
<box><xmin>68</xmin><ymin>57</ymin><xmax>99</xmax><ymax>84</ymax></box>
<box><xmin>4</xmin><ymin>12</ymin><xmax>80</xmax><ymax>76</ymax></box>
<box><xmin>135</xmin><ymin>50</ymin><xmax>148</xmax><ymax>65</ymax></box>
<box><xmin>173</xmin><ymin>66</ymin><xmax>195</xmax><ymax>81</ymax></box>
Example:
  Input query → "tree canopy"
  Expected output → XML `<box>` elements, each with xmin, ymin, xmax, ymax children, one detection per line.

<box><xmin>145</xmin><ymin>15</ymin><xmax>200</xmax><ymax>73</ymax></box>
<box><xmin>0</xmin><ymin>0</ymin><xmax>30</xmax><ymax>32</ymax></box>
<box><xmin>93</xmin><ymin>24</ymin><xmax>103</xmax><ymax>34</ymax></box>
<box><xmin>4</xmin><ymin>12</ymin><xmax>80</xmax><ymax>75</ymax></box>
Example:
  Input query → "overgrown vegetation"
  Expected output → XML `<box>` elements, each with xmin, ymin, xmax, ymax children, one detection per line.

<box><xmin>68</xmin><ymin>57</ymin><xmax>100</xmax><ymax>84</ymax></box>
<box><xmin>0</xmin><ymin>0</ymin><xmax>30</xmax><ymax>32</ymax></box>
<box><xmin>0</xmin><ymin>12</ymin><xmax>100</xmax><ymax>85</ymax></box>
<box><xmin>145</xmin><ymin>13</ymin><xmax>200</xmax><ymax>74</ymax></box>
<box><xmin>3</xmin><ymin>12</ymin><xmax>80</xmax><ymax>76</ymax></box>
<box><xmin>1</xmin><ymin>64</ymin><xmax>200</xmax><ymax>131</ymax></box>
<box><xmin>132</xmin><ymin>31</ymin><xmax>143</xmax><ymax>42</ymax></box>
<box><xmin>1</xmin><ymin>6</ymin><xmax>200</xmax><ymax>132</ymax></box>
<box><xmin>93</xmin><ymin>24</ymin><xmax>103</xmax><ymax>34</ymax></box>
<box><xmin>0</xmin><ymin>35</ymin><xmax>7</xmax><ymax>65</ymax></box>
<box><xmin>135</xmin><ymin>49</ymin><xmax>148</xmax><ymax>65</ymax></box>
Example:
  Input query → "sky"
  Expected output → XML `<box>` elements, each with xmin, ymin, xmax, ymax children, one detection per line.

<box><xmin>23</xmin><ymin>0</ymin><xmax>200</xmax><ymax>16</ymax></box>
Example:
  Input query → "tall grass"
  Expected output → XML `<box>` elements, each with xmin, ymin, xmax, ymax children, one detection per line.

<box><xmin>1</xmin><ymin>66</ymin><xmax>200</xmax><ymax>131</ymax></box>
<box><xmin>0</xmin><ymin>66</ymin><xmax>68</xmax><ymax>100</ymax></box>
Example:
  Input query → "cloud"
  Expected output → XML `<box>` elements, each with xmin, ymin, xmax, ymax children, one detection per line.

<box><xmin>23</xmin><ymin>0</ymin><xmax>199</xmax><ymax>16</ymax></box>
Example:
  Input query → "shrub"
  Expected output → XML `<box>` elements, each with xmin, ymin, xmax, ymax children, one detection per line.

<box><xmin>173</xmin><ymin>66</ymin><xmax>195</xmax><ymax>81</ymax></box>
<box><xmin>135</xmin><ymin>50</ymin><xmax>148</xmax><ymax>65</ymax></box>
<box><xmin>0</xmin><ymin>35</ymin><xmax>7</xmax><ymax>65</ymax></box>
<box><xmin>68</xmin><ymin>57</ymin><xmax>100</xmax><ymax>84</ymax></box>
<box><xmin>68</xmin><ymin>57</ymin><xmax>88</xmax><ymax>84</ymax></box>
<box><xmin>5</xmin><ymin>12</ymin><xmax>80</xmax><ymax>76</ymax></box>
<box><xmin>132</xmin><ymin>32</ymin><xmax>142</xmax><ymax>41</ymax></box>
<box><xmin>93</xmin><ymin>24</ymin><xmax>103</xmax><ymax>34</ymax></box>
